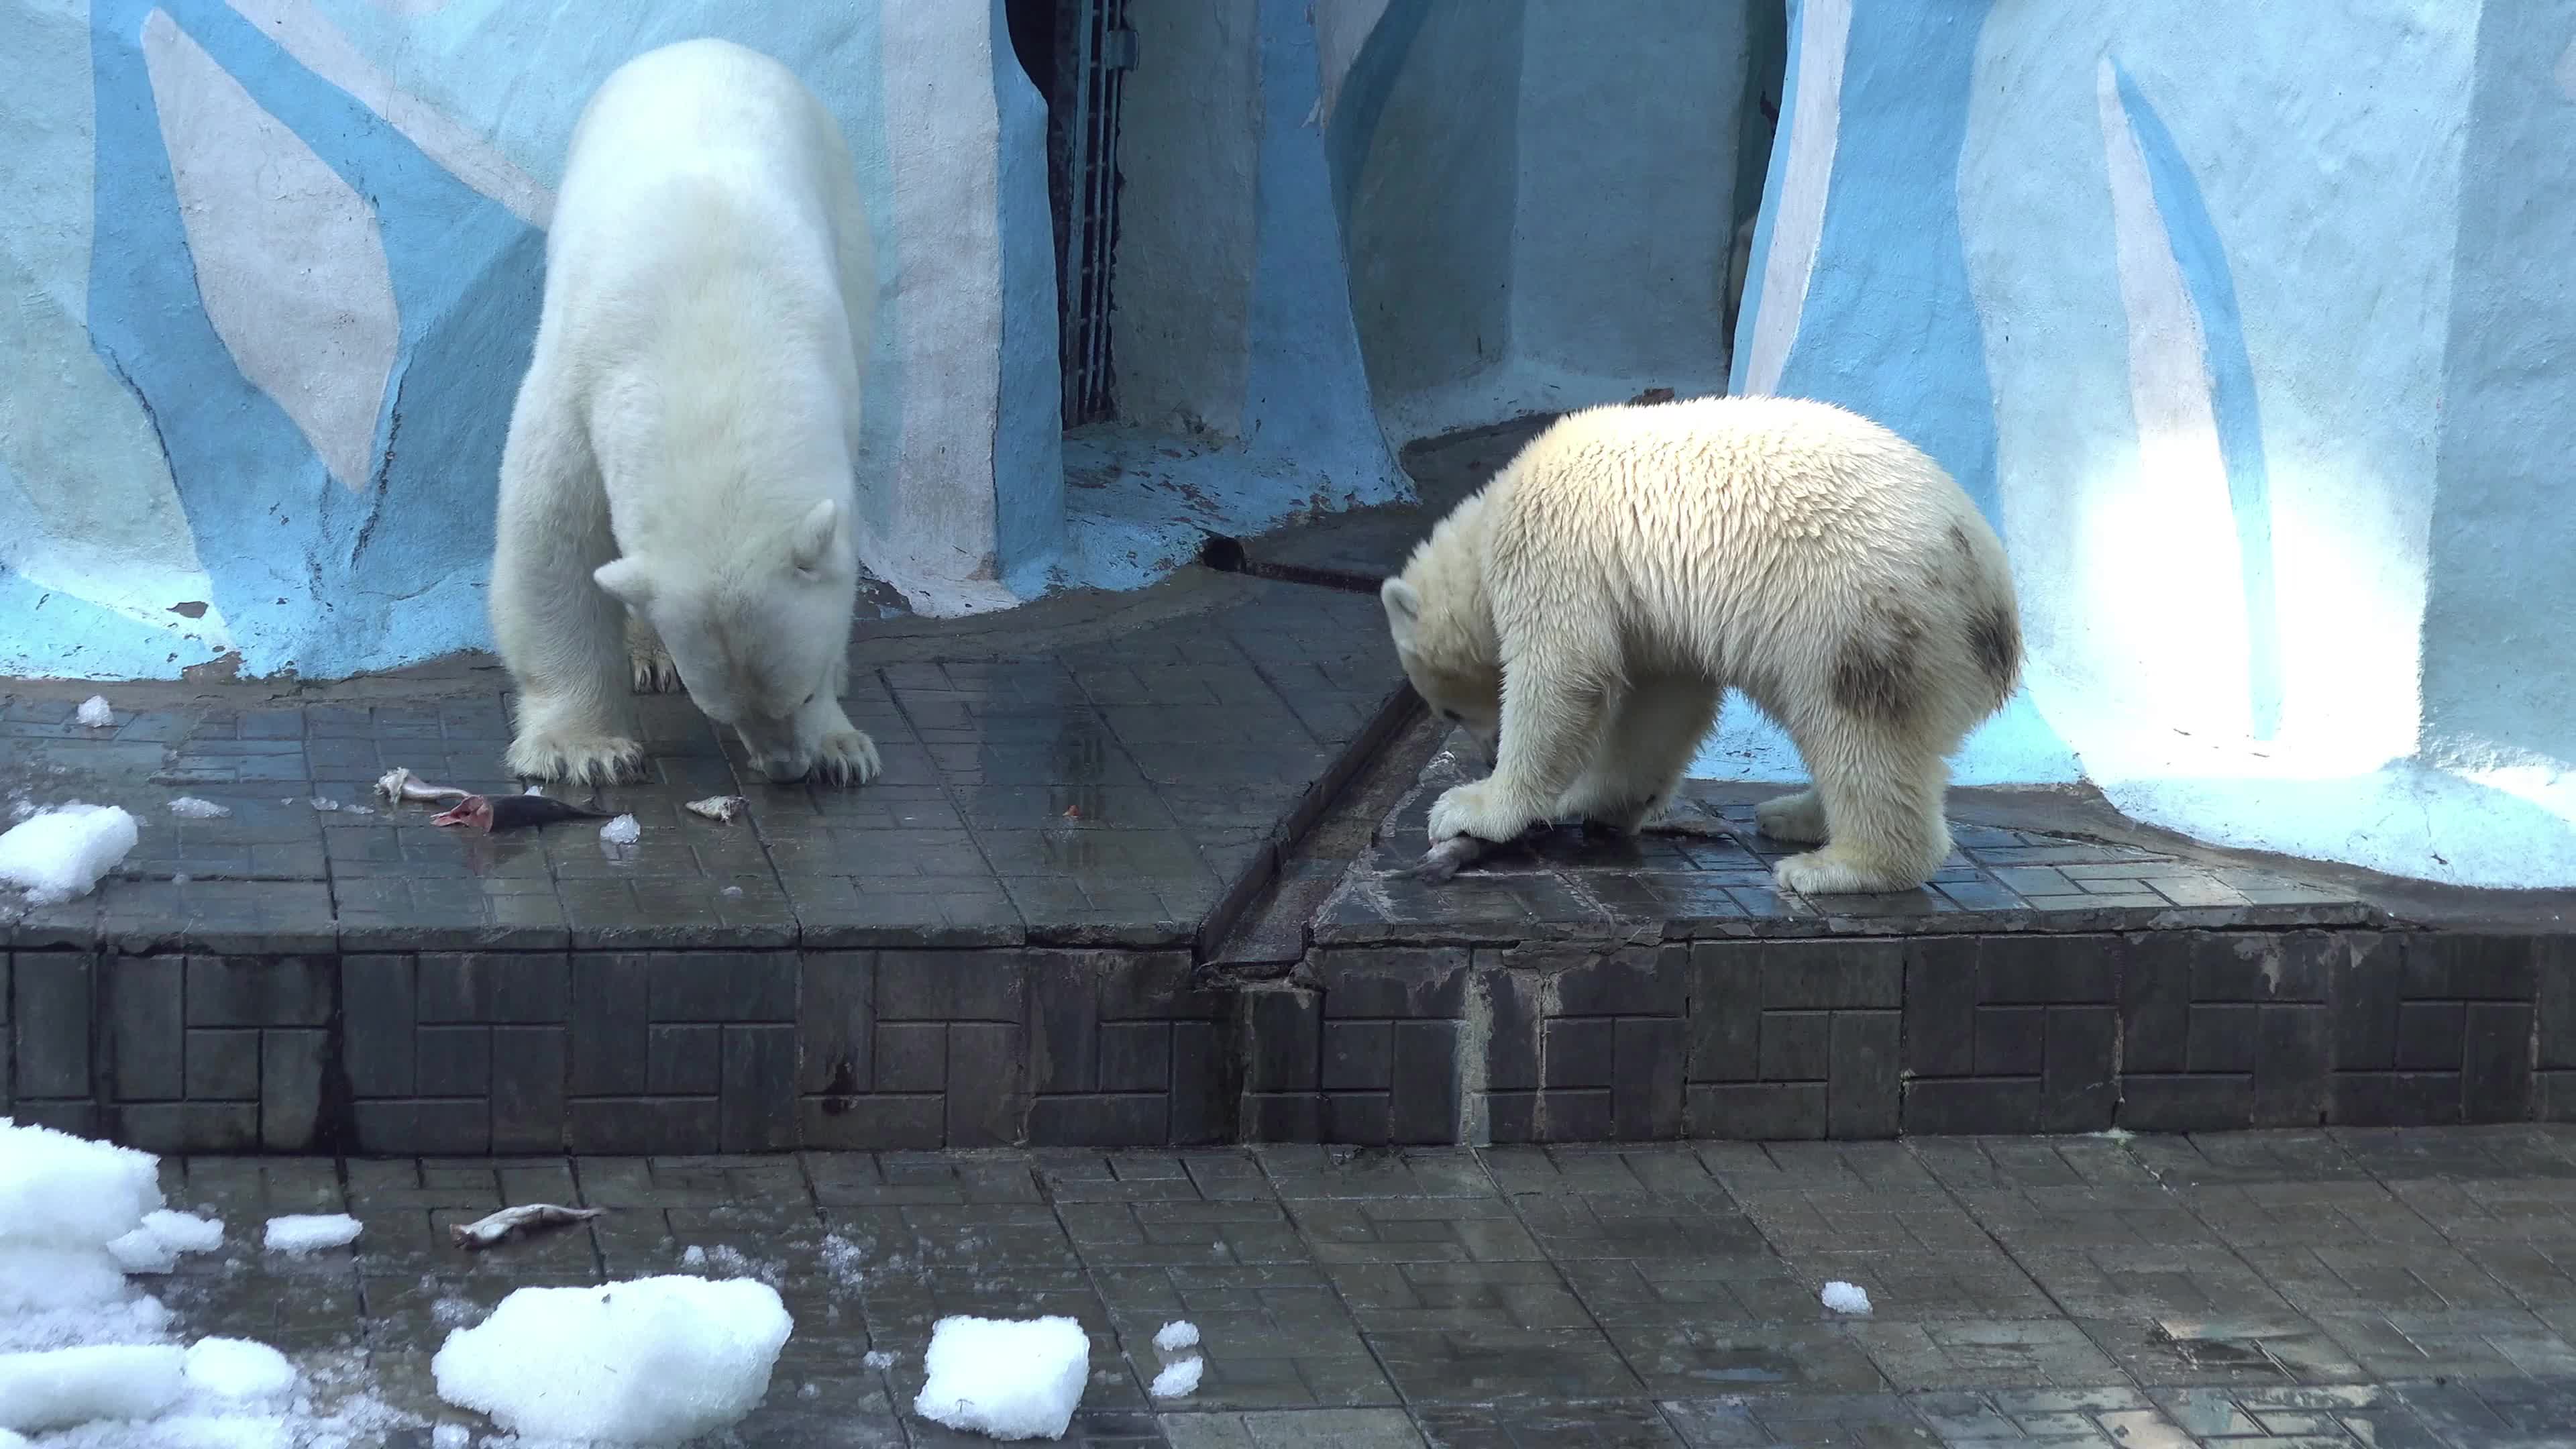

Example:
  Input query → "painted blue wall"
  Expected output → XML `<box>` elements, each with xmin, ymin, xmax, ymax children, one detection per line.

<box><xmin>2419</xmin><ymin>9</ymin><xmax>2576</xmax><ymax>770</ymax></box>
<box><xmin>86</xmin><ymin>0</ymin><xmax>535</xmax><ymax>679</ymax></box>
<box><xmin>1726</xmin><ymin>0</ymin><xmax>2576</xmax><ymax>885</ymax></box>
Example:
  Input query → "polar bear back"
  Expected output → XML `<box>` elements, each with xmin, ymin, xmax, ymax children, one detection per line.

<box><xmin>538</xmin><ymin>38</ymin><xmax>874</xmax><ymax>566</ymax></box>
<box><xmin>1478</xmin><ymin>394</ymin><xmax>2022</xmax><ymax>737</ymax></box>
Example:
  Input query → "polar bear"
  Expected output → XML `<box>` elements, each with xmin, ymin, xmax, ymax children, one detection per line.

<box><xmin>488</xmin><ymin>38</ymin><xmax>879</xmax><ymax>787</ymax></box>
<box><xmin>1379</xmin><ymin>395</ymin><xmax>2023</xmax><ymax>895</ymax></box>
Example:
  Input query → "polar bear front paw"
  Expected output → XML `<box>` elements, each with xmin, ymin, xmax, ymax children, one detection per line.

<box><xmin>1774</xmin><ymin>847</ymin><xmax>1921</xmax><ymax>896</ymax></box>
<box><xmin>505</xmin><ymin>731</ymin><xmax>645</xmax><ymax>787</ymax></box>
<box><xmin>1754</xmin><ymin>789</ymin><xmax>1829</xmax><ymax>845</ymax></box>
<box><xmin>813</xmin><ymin>728</ymin><xmax>881</xmax><ymax>788</ymax></box>
<box><xmin>1428</xmin><ymin>780</ymin><xmax>1539</xmax><ymax>845</ymax></box>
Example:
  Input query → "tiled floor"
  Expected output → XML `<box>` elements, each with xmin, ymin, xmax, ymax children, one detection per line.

<box><xmin>132</xmin><ymin>1127</ymin><xmax>2576</xmax><ymax>1446</ymax></box>
<box><xmin>1319</xmin><ymin>744</ymin><xmax>2379</xmax><ymax>947</ymax></box>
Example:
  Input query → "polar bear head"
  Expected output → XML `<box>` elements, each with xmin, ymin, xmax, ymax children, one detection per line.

<box><xmin>594</xmin><ymin>497</ymin><xmax>855</xmax><ymax>782</ymax></box>
<box><xmin>1381</xmin><ymin>508</ymin><xmax>1503</xmax><ymax>765</ymax></box>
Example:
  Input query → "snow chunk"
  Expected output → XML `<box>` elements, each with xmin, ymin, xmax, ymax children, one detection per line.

<box><xmin>0</xmin><ymin>1344</ymin><xmax>186</xmax><ymax>1433</ymax></box>
<box><xmin>0</xmin><ymin>805</ymin><xmax>140</xmax><ymax>905</ymax></box>
<box><xmin>1152</xmin><ymin>1320</ymin><xmax>1198</xmax><ymax>1353</ymax></box>
<box><xmin>0</xmin><ymin>1120</ymin><xmax>163</xmax><ymax>1246</ymax></box>
<box><xmin>74</xmin><ymin>697</ymin><xmax>113</xmax><ymax>729</ymax></box>
<box><xmin>166</xmin><ymin>798</ymin><xmax>231</xmax><ymax>820</ymax></box>
<box><xmin>862</xmin><ymin>1350</ymin><xmax>895</xmax><ymax>1371</ymax></box>
<box><xmin>431</xmin><ymin>1425</ymin><xmax>470</xmax><ymax>1448</ymax></box>
<box><xmin>1148</xmin><ymin>1355</ymin><xmax>1202</xmax><ymax>1399</ymax></box>
<box><xmin>262</xmin><ymin>1216</ymin><xmax>361</xmax><ymax>1254</ymax></box>
<box><xmin>914</xmin><ymin>1316</ymin><xmax>1089</xmax><ymax>1442</ymax></box>
<box><xmin>103</xmin><ymin>1211</ymin><xmax>223</xmax><ymax>1276</ymax></box>
<box><xmin>183</xmin><ymin>1338</ymin><xmax>297</xmax><ymax>1403</ymax></box>
<box><xmin>431</xmin><ymin>1275</ymin><xmax>792</xmax><ymax>1445</ymax></box>
<box><xmin>680</xmin><ymin>1244</ymin><xmax>707</xmax><ymax>1268</ymax></box>
<box><xmin>1820</xmin><ymin>1281</ymin><xmax>1872</xmax><ymax>1316</ymax></box>
<box><xmin>599</xmin><ymin>814</ymin><xmax>641</xmax><ymax>847</ymax></box>
<box><xmin>146</xmin><ymin>1212</ymin><xmax>223</xmax><ymax>1256</ymax></box>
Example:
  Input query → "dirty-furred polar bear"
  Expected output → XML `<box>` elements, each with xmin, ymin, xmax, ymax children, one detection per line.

<box><xmin>1381</xmin><ymin>395</ymin><xmax>2024</xmax><ymax>896</ymax></box>
<box><xmin>490</xmin><ymin>39</ymin><xmax>879</xmax><ymax>788</ymax></box>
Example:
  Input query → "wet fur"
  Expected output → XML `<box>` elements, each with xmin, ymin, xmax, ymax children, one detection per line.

<box><xmin>1381</xmin><ymin>394</ymin><xmax>2024</xmax><ymax>896</ymax></box>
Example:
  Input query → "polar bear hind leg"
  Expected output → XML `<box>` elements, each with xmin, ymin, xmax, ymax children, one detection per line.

<box><xmin>490</xmin><ymin>371</ymin><xmax>645</xmax><ymax>786</ymax></box>
<box><xmin>1768</xmin><ymin>702</ymin><xmax>1953</xmax><ymax>895</ymax></box>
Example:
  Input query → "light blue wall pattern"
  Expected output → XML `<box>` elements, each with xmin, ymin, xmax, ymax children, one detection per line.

<box><xmin>1725</xmin><ymin>0</ymin><xmax>2576</xmax><ymax>887</ymax></box>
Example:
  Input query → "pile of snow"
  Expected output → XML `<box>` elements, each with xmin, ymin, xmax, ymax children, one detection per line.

<box><xmin>263</xmin><ymin>1214</ymin><xmax>362</xmax><ymax>1254</ymax></box>
<box><xmin>0</xmin><ymin>1344</ymin><xmax>186</xmax><ymax>1433</ymax></box>
<box><xmin>432</xmin><ymin>1275</ymin><xmax>792</xmax><ymax>1444</ymax></box>
<box><xmin>165</xmin><ymin>798</ymin><xmax>231</xmax><ymax>820</ymax></box>
<box><xmin>599</xmin><ymin>814</ymin><xmax>642</xmax><ymax>847</ymax></box>
<box><xmin>74</xmin><ymin>696</ymin><xmax>113</xmax><ymax>729</ymax></box>
<box><xmin>914</xmin><ymin>1316</ymin><xmax>1089</xmax><ymax>1441</ymax></box>
<box><xmin>0</xmin><ymin>804</ymin><xmax>140</xmax><ymax>905</ymax></box>
<box><xmin>1820</xmin><ymin>1281</ymin><xmax>1873</xmax><ymax>1316</ymax></box>
<box><xmin>0</xmin><ymin>1119</ymin><xmax>176</xmax><ymax>1354</ymax></box>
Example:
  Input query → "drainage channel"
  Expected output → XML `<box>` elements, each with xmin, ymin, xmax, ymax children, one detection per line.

<box><xmin>1194</xmin><ymin>535</ymin><xmax>1387</xmax><ymax>596</ymax></box>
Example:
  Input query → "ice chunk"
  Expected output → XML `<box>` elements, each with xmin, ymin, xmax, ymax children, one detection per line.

<box><xmin>1820</xmin><ymin>1280</ymin><xmax>1872</xmax><ymax>1315</ymax></box>
<box><xmin>1152</xmin><ymin>1320</ymin><xmax>1198</xmax><ymax>1353</ymax></box>
<box><xmin>1148</xmin><ymin>1355</ymin><xmax>1202</xmax><ymax>1399</ymax></box>
<box><xmin>145</xmin><ymin>1211</ymin><xmax>223</xmax><ymax>1256</ymax></box>
<box><xmin>74</xmin><ymin>696</ymin><xmax>113</xmax><ymax>729</ymax></box>
<box><xmin>914</xmin><ymin>1315</ymin><xmax>1089</xmax><ymax>1442</ymax></box>
<box><xmin>0</xmin><ymin>804</ymin><xmax>140</xmax><ymax>905</ymax></box>
<box><xmin>599</xmin><ymin>814</ymin><xmax>641</xmax><ymax>846</ymax></box>
<box><xmin>0</xmin><ymin>1120</ymin><xmax>162</xmax><ymax>1246</ymax></box>
<box><xmin>262</xmin><ymin>1215</ymin><xmax>362</xmax><ymax>1254</ymax></box>
<box><xmin>183</xmin><ymin>1338</ymin><xmax>297</xmax><ymax>1403</ymax></box>
<box><xmin>0</xmin><ymin>1344</ymin><xmax>186</xmax><ymax>1433</ymax></box>
<box><xmin>431</xmin><ymin>1275</ymin><xmax>792</xmax><ymax>1444</ymax></box>
<box><xmin>106</xmin><ymin>1228</ymin><xmax>180</xmax><ymax>1275</ymax></box>
<box><xmin>166</xmin><ymin>797</ymin><xmax>231</xmax><ymax>819</ymax></box>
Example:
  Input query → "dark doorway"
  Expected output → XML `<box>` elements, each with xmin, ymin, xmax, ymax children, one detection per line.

<box><xmin>1006</xmin><ymin>0</ymin><xmax>1136</xmax><ymax>429</ymax></box>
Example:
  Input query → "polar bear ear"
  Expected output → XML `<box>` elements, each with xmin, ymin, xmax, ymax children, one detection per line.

<box><xmin>1380</xmin><ymin>577</ymin><xmax>1423</xmax><ymax>648</ymax></box>
<box><xmin>789</xmin><ymin>498</ymin><xmax>840</xmax><ymax>575</ymax></box>
<box><xmin>593</xmin><ymin>557</ymin><xmax>654</xmax><ymax>608</ymax></box>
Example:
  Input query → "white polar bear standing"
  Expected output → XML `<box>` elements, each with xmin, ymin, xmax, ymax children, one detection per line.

<box><xmin>1380</xmin><ymin>395</ymin><xmax>2025</xmax><ymax>895</ymax></box>
<box><xmin>490</xmin><ymin>38</ymin><xmax>879</xmax><ymax>787</ymax></box>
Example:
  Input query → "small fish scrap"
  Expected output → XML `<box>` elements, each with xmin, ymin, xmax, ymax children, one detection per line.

<box><xmin>449</xmin><ymin>1202</ymin><xmax>604</xmax><ymax>1250</ymax></box>
<box><xmin>684</xmin><ymin>795</ymin><xmax>749</xmax><ymax>824</ymax></box>
<box><xmin>432</xmin><ymin>794</ymin><xmax>613</xmax><ymax>833</ymax></box>
<box><xmin>1405</xmin><ymin>834</ymin><xmax>1495</xmax><ymax>883</ymax></box>
<box><xmin>375</xmin><ymin>767</ymin><xmax>469</xmax><ymax>805</ymax></box>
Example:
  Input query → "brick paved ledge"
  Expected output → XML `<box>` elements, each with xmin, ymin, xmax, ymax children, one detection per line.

<box><xmin>10</xmin><ymin>920</ymin><xmax>2569</xmax><ymax>1156</ymax></box>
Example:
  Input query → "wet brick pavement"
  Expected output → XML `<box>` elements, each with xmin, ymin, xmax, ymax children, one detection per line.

<box><xmin>142</xmin><ymin>1127</ymin><xmax>2576</xmax><ymax>1446</ymax></box>
<box><xmin>0</xmin><ymin>569</ymin><xmax>1405</xmax><ymax>955</ymax></box>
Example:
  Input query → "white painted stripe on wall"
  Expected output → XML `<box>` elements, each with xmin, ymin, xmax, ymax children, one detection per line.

<box><xmin>1739</xmin><ymin>0</ymin><xmax>1848</xmax><ymax>398</ymax></box>
<box><xmin>2093</xmin><ymin>54</ymin><xmax>2252</xmax><ymax>739</ymax></box>
<box><xmin>224</xmin><ymin>0</ymin><xmax>553</xmax><ymax>227</ymax></box>
<box><xmin>868</xmin><ymin>0</ymin><xmax>1011</xmax><ymax>614</ymax></box>
<box><xmin>148</xmin><ymin>7</ymin><xmax>399</xmax><ymax>493</ymax></box>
